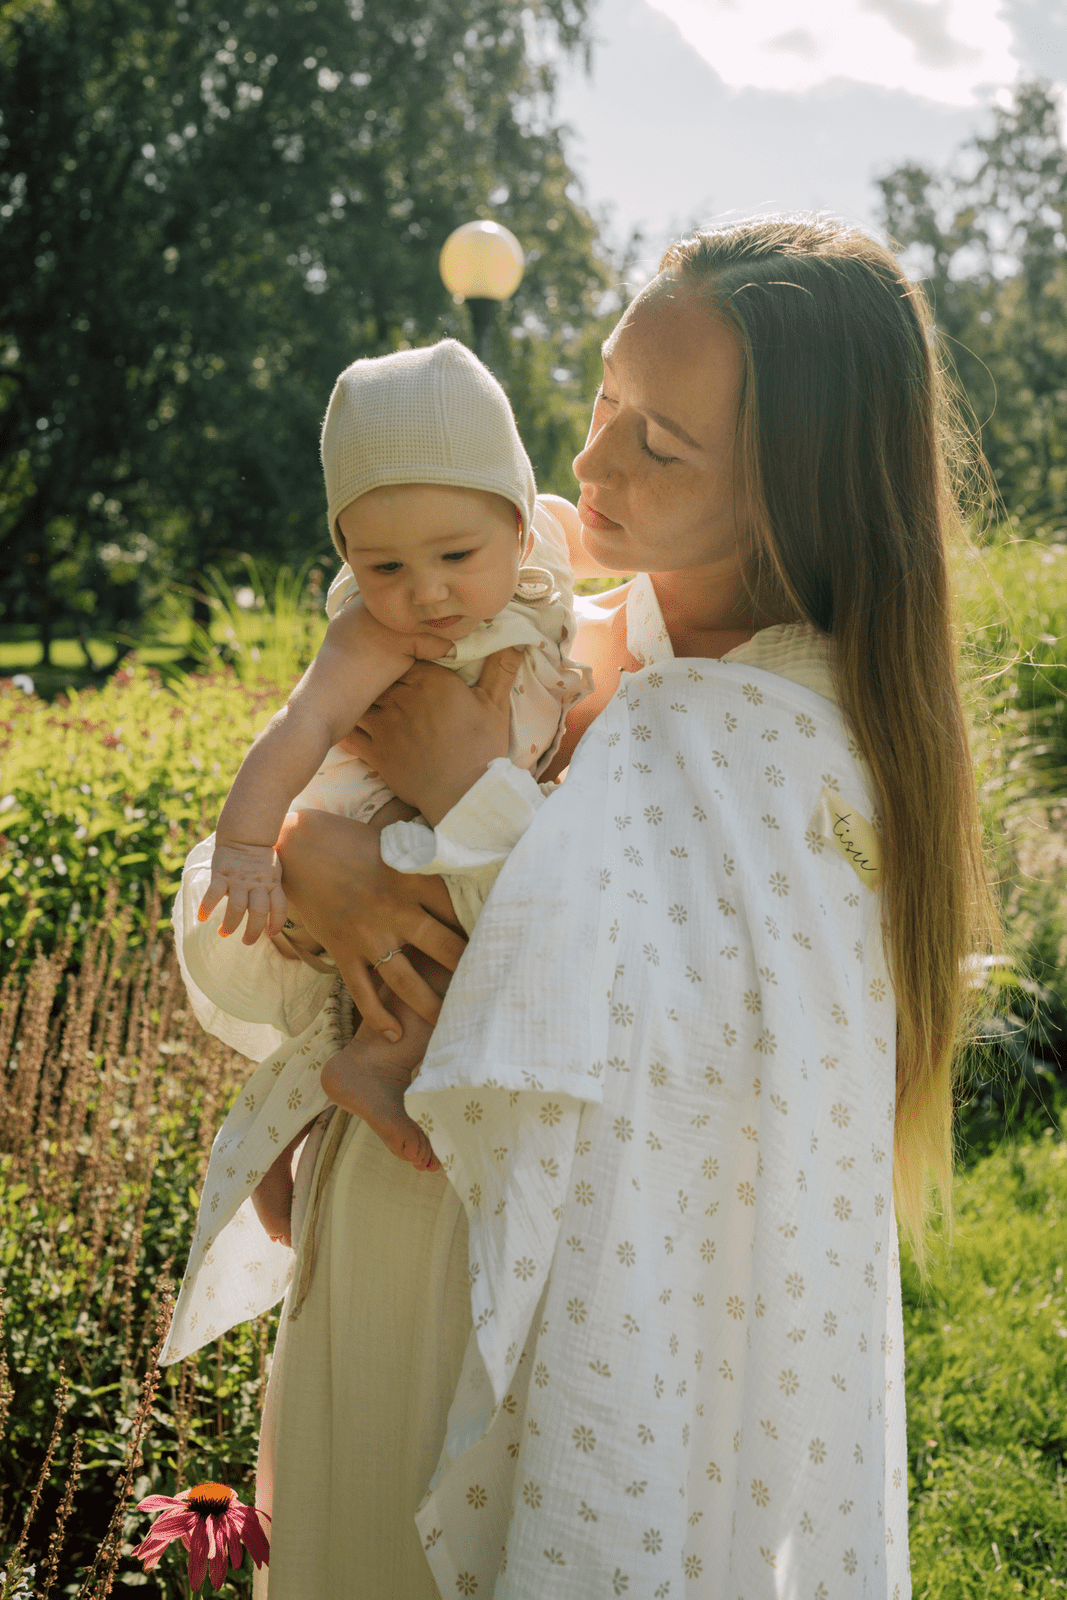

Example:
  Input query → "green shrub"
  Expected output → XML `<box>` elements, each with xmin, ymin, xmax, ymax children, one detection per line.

<box><xmin>0</xmin><ymin>662</ymin><xmax>286</xmax><ymax>962</ymax></box>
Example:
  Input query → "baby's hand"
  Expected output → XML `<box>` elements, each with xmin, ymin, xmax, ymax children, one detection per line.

<box><xmin>198</xmin><ymin>840</ymin><xmax>287</xmax><ymax>944</ymax></box>
<box><xmin>332</xmin><ymin>597</ymin><xmax>455</xmax><ymax>666</ymax></box>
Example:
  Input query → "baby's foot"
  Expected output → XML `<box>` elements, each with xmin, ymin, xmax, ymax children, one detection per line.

<box><xmin>321</xmin><ymin>1033</ymin><xmax>439</xmax><ymax>1172</ymax></box>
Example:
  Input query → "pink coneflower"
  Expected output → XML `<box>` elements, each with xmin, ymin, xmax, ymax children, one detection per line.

<box><xmin>131</xmin><ymin>1481</ymin><xmax>270</xmax><ymax>1592</ymax></box>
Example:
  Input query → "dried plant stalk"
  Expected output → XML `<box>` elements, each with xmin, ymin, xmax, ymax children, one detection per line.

<box><xmin>14</xmin><ymin>1370</ymin><xmax>69</xmax><ymax>1560</ymax></box>
<box><xmin>119</xmin><ymin>1123</ymin><xmax>163</xmax><ymax>1371</ymax></box>
<box><xmin>38</xmin><ymin>1433</ymin><xmax>82</xmax><ymax>1600</ymax></box>
<box><xmin>6</xmin><ymin>950</ymin><xmax>63</xmax><ymax>1172</ymax></box>
<box><xmin>75</xmin><ymin>1282</ymin><xmax>174</xmax><ymax>1600</ymax></box>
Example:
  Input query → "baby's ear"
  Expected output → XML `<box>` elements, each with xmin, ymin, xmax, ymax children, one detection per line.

<box><xmin>520</xmin><ymin>519</ymin><xmax>535</xmax><ymax>562</ymax></box>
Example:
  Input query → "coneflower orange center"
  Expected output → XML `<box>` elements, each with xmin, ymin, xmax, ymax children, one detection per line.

<box><xmin>187</xmin><ymin>1482</ymin><xmax>235</xmax><ymax>1517</ymax></box>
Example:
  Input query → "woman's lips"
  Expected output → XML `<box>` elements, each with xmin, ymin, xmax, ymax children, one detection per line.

<box><xmin>578</xmin><ymin>494</ymin><xmax>621</xmax><ymax>532</ymax></box>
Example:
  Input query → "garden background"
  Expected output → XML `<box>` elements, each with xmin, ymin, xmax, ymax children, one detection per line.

<box><xmin>2</xmin><ymin>1</ymin><xmax>1067</xmax><ymax>1593</ymax></box>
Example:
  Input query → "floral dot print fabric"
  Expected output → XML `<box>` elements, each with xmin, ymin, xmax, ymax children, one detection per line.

<box><xmin>407</xmin><ymin>653</ymin><xmax>910</xmax><ymax>1599</ymax></box>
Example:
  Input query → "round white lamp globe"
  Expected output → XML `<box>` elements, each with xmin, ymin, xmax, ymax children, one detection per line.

<box><xmin>439</xmin><ymin>220</ymin><xmax>525</xmax><ymax>302</ymax></box>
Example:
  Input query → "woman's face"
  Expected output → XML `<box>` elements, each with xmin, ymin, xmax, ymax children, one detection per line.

<box><xmin>573</xmin><ymin>279</ymin><xmax>747</xmax><ymax>578</ymax></box>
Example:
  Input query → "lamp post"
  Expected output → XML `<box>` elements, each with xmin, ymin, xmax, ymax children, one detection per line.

<box><xmin>439</xmin><ymin>220</ymin><xmax>525</xmax><ymax>365</ymax></box>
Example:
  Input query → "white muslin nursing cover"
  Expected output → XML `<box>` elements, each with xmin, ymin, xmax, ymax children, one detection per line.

<box><xmin>403</xmin><ymin>659</ymin><xmax>911</xmax><ymax>1598</ymax></box>
<box><xmin>161</xmin><ymin>987</ymin><xmax>348</xmax><ymax>1365</ymax></box>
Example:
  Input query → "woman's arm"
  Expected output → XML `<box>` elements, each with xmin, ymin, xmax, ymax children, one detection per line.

<box><xmin>275</xmin><ymin>648</ymin><xmax>521</xmax><ymax>1036</ymax></box>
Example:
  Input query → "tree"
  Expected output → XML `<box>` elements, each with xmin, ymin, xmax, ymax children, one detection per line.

<box><xmin>0</xmin><ymin>0</ymin><xmax>609</xmax><ymax>659</ymax></box>
<box><xmin>877</xmin><ymin>81</ymin><xmax>1067</xmax><ymax>524</ymax></box>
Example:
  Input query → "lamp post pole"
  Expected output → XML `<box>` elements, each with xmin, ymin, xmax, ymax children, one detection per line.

<box><xmin>466</xmin><ymin>297</ymin><xmax>497</xmax><ymax>365</ymax></box>
<box><xmin>439</xmin><ymin>220</ymin><xmax>525</xmax><ymax>369</ymax></box>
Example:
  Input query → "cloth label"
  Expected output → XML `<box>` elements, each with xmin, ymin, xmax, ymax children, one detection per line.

<box><xmin>809</xmin><ymin>785</ymin><xmax>883</xmax><ymax>891</ymax></box>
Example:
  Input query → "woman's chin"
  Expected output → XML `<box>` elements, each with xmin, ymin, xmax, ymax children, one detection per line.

<box><xmin>579</xmin><ymin>522</ymin><xmax>634</xmax><ymax>574</ymax></box>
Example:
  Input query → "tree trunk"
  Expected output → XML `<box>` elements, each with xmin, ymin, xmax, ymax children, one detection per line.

<box><xmin>38</xmin><ymin>576</ymin><xmax>54</xmax><ymax>668</ymax></box>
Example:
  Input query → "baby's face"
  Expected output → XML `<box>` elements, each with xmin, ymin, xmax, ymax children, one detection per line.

<box><xmin>338</xmin><ymin>484</ymin><xmax>526</xmax><ymax>642</ymax></box>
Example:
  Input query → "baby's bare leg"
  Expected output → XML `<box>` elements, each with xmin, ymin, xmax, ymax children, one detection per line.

<box><xmin>320</xmin><ymin>953</ymin><xmax>446</xmax><ymax>1171</ymax></box>
<box><xmin>251</xmin><ymin>1120</ymin><xmax>316</xmax><ymax>1245</ymax></box>
<box><xmin>271</xmin><ymin>799</ymin><xmax>419</xmax><ymax>964</ymax></box>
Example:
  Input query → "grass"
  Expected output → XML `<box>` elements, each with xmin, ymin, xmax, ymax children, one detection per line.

<box><xmin>0</xmin><ymin>529</ymin><xmax>1064</xmax><ymax>1592</ymax></box>
<box><xmin>904</xmin><ymin>1130</ymin><xmax>1067</xmax><ymax>1595</ymax></box>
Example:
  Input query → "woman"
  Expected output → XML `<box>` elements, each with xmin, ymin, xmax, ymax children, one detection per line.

<box><xmin>171</xmin><ymin>218</ymin><xmax>994</xmax><ymax>1598</ymax></box>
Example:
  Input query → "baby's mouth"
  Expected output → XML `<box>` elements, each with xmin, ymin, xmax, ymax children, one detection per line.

<box><xmin>422</xmin><ymin>615</ymin><xmax>464</xmax><ymax>629</ymax></box>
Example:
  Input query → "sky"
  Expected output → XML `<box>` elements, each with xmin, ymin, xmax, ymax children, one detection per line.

<box><xmin>552</xmin><ymin>0</ymin><xmax>1067</xmax><ymax>270</ymax></box>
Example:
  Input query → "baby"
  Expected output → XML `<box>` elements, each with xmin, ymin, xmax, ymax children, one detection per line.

<box><xmin>196</xmin><ymin>339</ymin><xmax>590</xmax><ymax>1199</ymax></box>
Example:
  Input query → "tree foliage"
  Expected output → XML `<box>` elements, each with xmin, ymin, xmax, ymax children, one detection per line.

<box><xmin>877</xmin><ymin>81</ymin><xmax>1067</xmax><ymax>526</ymax></box>
<box><xmin>0</xmin><ymin>0</ymin><xmax>609</xmax><ymax>656</ymax></box>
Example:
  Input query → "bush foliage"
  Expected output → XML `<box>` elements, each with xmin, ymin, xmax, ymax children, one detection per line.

<box><xmin>0</xmin><ymin>663</ymin><xmax>285</xmax><ymax>964</ymax></box>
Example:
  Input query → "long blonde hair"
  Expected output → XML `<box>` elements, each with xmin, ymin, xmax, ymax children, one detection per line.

<box><xmin>660</xmin><ymin>218</ymin><xmax>998</xmax><ymax>1265</ymax></box>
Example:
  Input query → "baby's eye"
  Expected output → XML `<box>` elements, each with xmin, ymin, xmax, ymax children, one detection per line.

<box><xmin>442</xmin><ymin>549</ymin><xmax>473</xmax><ymax>563</ymax></box>
<box><xmin>373</xmin><ymin>561</ymin><xmax>402</xmax><ymax>573</ymax></box>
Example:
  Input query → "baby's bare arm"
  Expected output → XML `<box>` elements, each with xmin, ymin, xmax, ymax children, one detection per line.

<box><xmin>200</xmin><ymin>601</ymin><xmax>451</xmax><ymax>943</ymax></box>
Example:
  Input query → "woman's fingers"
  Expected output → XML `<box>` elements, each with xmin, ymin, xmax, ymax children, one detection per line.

<box><xmin>339</xmin><ymin>958</ymin><xmax>406</xmax><ymax>1040</ymax></box>
<box><xmin>474</xmin><ymin>645</ymin><xmax>524</xmax><ymax>710</ymax></box>
<box><xmin>351</xmin><ymin>656</ymin><xmax>514</xmax><ymax>824</ymax></box>
<box><xmin>341</xmin><ymin>949</ymin><xmax>444</xmax><ymax>1035</ymax></box>
<box><xmin>275</xmin><ymin>809</ymin><xmax>466</xmax><ymax>1037</ymax></box>
<box><xmin>406</xmin><ymin>906</ymin><xmax>467</xmax><ymax>974</ymax></box>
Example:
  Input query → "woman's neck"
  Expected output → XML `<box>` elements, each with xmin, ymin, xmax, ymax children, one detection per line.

<box><xmin>648</xmin><ymin>567</ymin><xmax>769</xmax><ymax>660</ymax></box>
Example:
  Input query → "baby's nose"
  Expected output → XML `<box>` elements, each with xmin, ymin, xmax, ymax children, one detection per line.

<box><xmin>412</xmin><ymin>574</ymin><xmax>451</xmax><ymax>604</ymax></box>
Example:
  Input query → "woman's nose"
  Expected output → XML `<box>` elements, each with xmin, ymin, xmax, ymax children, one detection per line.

<box><xmin>573</xmin><ymin>419</ymin><xmax>613</xmax><ymax>487</ymax></box>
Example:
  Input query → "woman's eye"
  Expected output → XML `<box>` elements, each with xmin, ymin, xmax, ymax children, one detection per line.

<box><xmin>442</xmin><ymin>550</ymin><xmax>472</xmax><ymax>563</ymax></box>
<box><xmin>642</xmin><ymin>441</ymin><xmax>677</xmax><ymax>466</ymax></box>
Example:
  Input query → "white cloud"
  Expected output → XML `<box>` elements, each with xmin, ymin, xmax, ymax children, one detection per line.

<box><xmin>643</xmin><ymin>0</ymin><xmax>1019</xmax><ymax>104</ymax></box>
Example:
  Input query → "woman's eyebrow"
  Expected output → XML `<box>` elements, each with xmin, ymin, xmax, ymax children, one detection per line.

<box><xmin>646</xmin><ymin>408</ymin><xmax>703</xmax><ymax>451</ymax></box>
<box><xmin>601</xmin><ymin>350</ymin><xmax>704</xmax><ymax>451</ymax></box>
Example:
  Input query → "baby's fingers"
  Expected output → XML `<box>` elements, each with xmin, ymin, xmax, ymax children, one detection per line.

<box><xmin>198</xmin><ymin>877</ymin><xmax>227</xmax><ymax>924</ymax></box>
<box><xmin>241</xmin><ymin>890</ymin><xmax>271</xmax><ymax>946</ymax></box>
<box><xmin>218</xmin><ymin>888</ymin><xmax>250</xmax><ymax>938</ymax></box>
<box><xmin>266</xmin><ymin>884</ymin><xmax>289</xmax><ymax>941</ymax></box>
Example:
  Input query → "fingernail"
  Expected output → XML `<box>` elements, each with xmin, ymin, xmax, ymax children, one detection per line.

<box><xmin>384</xmin><ymin>1030</ymin><xmax>400</xmax><ymax>1043</ymax></box>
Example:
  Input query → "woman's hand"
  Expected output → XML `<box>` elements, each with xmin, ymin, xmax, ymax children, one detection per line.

<box><xmin>275</xmin><ymin>808</ymin><xmax>467</xmax><ymax>1038</ymax></box>
<box><xmin>345</xmin><ymin>646</ymin><xmax>523</xmax><ymax>826</ymax></box>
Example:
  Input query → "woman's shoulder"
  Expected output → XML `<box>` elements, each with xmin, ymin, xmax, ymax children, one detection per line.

<box><xmin>723</xmin><ymin>621</ymin><xmax>837</xmax><ymax>706</ymax></box>
<box><xmin>573</xmin><ymin>580</ymin><xmax>632</xmax><ymax>623</ymax></box>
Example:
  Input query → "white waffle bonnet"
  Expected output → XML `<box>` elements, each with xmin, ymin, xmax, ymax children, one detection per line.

<box><xmin>321</xmin><ymin>339</ymin><xmax>536</xmax><ymax>559</ymax></box>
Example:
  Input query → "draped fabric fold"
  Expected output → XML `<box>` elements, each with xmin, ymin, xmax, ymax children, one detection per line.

<box><xmin>403</xmin><ymin>660</ymin><xmax>910</xmax><ymax>1599</ymax></box>
<box><xmin>162</xmin><ymin>985</ymin><xmax>351</xmax><ymax>1365</ymax></box>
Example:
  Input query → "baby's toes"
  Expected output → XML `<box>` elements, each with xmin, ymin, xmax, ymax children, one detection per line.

<box><xmin>407</xmin><ymin>1125</ymin><xmax>437</xmax><ymax>1172</ymax></box>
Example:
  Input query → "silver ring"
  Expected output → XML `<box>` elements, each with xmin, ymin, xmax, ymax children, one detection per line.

<box><xmin>370</xmin><ymin>947</ymin><xmax>403</xmax><ymax>972</ymax></box>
